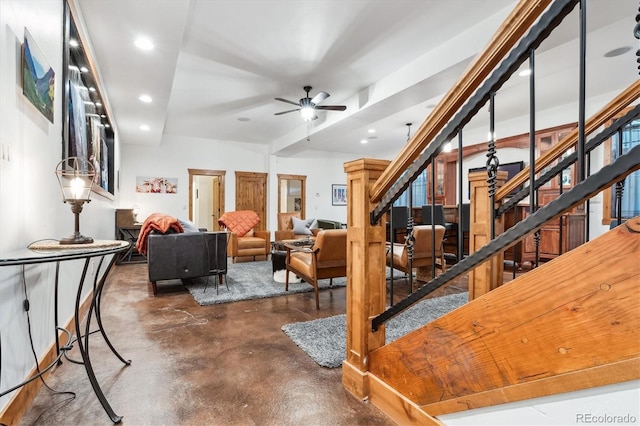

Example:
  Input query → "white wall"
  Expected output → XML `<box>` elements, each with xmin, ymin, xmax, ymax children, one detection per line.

<box><xmin>0</xmin><ymin>0</ymin><xmax>634</xmax><ymax>419</ymax></box>
<box><xmin>0</xmin><ymin>0</ymin><xmax>118</xmax><ymax>413</ymax></box>
<box><xmin>121</xmin><ymin>136</ymin><xmax>355</xmax><ymax>232</ymax></box>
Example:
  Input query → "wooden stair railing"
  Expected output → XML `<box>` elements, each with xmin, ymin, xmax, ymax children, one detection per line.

<box><xmin>371</xmin><ymin>0</ymin><xmax>553</xmax><ymax>204</ymax></box>
<box><xmin>497</xmin><ymin>79</ymin><xmax>640</xmax><ymax>199</ymax></box>
<box><xmin>367</xmin><ymin>217</ymin><xmax>640</xmax><ymax>422</ymax></box>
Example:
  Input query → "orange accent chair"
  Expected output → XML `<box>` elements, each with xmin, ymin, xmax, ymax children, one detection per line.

<box><xmin>219</xmin><ymin>211</ymin><xmax>271</xmax><ymax>263</ymax></box>
<box><xmin>284</xmin><ymin>229</ymin><xmax>347</xmax><ymax>309</ymax></box>
<box><xmin>386</xmin><ymin>225</ymin><xmax>446</xmax><ymax>287</ymax></box>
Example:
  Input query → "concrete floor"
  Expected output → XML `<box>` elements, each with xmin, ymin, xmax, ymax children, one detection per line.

<box><xmin>20</xmin><ymin>261</ymin><xmax>468</xmax><ymax>426</ymax></box>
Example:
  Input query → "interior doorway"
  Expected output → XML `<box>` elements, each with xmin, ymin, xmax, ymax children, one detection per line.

<box><xmin>189</xmin><ymin>169</ymin><xmax>225</xmax><ymax>231</ymax></box>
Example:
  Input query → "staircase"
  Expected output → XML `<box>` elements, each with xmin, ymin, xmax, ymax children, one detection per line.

<box><xmin>341</xmin><ymin>0</ymin><xmax>640</xmax><ymax>423</ymax></box>
<box><xmin>367</xmin><ymin>217</ymin><xmax>640</xmax><ymax>423</ymax></box>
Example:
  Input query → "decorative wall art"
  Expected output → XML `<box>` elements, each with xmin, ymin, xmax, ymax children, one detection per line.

<box><xmin>332</xmin><ymin>184</ymin><xmax>347</xmax><ymax>206</ymax></box>
<box><xmin>136</xmin><ymin>177</ymin><xmax>178</xmax><ymax>194</ymax></box>
<box><xmin>22</xmin><ymin>28</ymin><xmax>55</xmax><ymax>123</ymax></box>
<box><xmin>62</xmin><ymin>1</ymin><xmax>115</xmax><ymax>197</ymax></box>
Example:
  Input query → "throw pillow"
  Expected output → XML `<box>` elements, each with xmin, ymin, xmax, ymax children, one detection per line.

<box><xmin>178</xmin><ymin>218</ymin><xmax>200</xmax><ymax>233</ymax></box>
<box><xmin>292</xmin><ymin>217</ymin><xmax>314</xmax><ymax>235</ymax></box>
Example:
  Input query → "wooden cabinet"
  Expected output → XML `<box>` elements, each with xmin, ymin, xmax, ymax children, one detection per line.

<box><xmin>426</xmin><ymin>157</ymin><xmax>446</xmax><ymax>205</ymax></box>
<box><xmin>503</xmin><ymin>205</ymin><xmax>585</xmax><ymax>268</ymax></box>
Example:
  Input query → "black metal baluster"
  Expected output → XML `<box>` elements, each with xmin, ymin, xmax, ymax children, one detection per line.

<box><xmin>486</xmin><ymin>92</ymin><xmax>499</xmax><ymax>240</ymax></box>
<box><xmin>457</xmin><ymin>131</ymin><xmax>464</xmax><ymax>263</ymax></box>
<box><xmin>527</xmin><ymin>48</ymin><xmax>536</xmax><ymax>274</ymax></box>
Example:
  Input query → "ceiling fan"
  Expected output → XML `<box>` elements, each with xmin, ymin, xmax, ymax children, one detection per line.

<box><xmin>274</xmin><ymin>86</ymin><xmax>346</xmax><ymax>121</ymax></box>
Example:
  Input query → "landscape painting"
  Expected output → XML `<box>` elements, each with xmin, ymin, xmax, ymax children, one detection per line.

<box><xmin>22</xmin><ymin>28</ymin><xmax>55</xmax><ymax>123</ymax></box>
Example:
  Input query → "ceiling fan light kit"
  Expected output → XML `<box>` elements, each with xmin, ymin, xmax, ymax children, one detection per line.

<box><xmin>275</xmin><ymin>86</ymin><xmax>346</xmax><ymax>121</ymax></box>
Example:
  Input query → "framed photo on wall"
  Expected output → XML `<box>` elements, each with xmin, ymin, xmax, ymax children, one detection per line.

<box><xmin>332</xmin><ymin>184</ymin><xmax>347</xmax><ymax>206</ymax></box>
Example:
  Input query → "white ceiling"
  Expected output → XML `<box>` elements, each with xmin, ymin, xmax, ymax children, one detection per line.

<box><xmin>73</xmin><ymin>0</ymin><xmax>638</xmax><ymax>160</ymax></box>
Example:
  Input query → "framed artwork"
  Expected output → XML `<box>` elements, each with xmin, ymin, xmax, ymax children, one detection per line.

<box><xmin>22</xmin><ymin>28</ymin><xmax>55</xmax><ymax>123</ymax></box>
<box><xmin>136</xmin><ymin>177</ymin><xmax>178</xmax><ymax>194</ymax></box>
<box><xmin>62</xmin><ymin>1</ymin><xmax>115</xmax><ymax>197</ymax></box>
<box><xmin>332</xmin><ymin>184</ymin><xmax>347</xmax><ymax>206</ymax></box>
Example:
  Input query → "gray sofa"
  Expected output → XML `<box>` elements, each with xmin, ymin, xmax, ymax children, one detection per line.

<box><xmin>147</xmin><ymin>231</ymin><xmax>228</xmax><ymax>295</ymax></box>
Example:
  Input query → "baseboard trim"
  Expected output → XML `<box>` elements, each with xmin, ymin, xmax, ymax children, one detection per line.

<box><xmin>0</xmin><ymin>291</ymin><xmax>94</xmax><ymax>425</ymax></box>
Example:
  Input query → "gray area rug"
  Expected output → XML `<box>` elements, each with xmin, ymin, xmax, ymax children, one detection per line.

<box><xmin>281</xmin><ymin>292</ymin><xmax>468</xmax><ymax>368</ymax></box>
<box><xmin>185</xmin><ymin>260</ymin><xmax>347</xmax><ymax>306</ymax></box>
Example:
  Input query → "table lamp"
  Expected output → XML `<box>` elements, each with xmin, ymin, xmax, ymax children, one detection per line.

<box><xmin>55</xmin><ymin>157</ymin><xmax>96</xmax><ymax>244</ymax></box>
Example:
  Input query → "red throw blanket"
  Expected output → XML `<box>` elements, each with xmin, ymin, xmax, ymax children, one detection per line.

<box><xmin>135</xmin><ymin>213</ymin><xmax>184</xmax><ymax>255</ymax></box>
<box><xmin>218</xmin><ymin>210</ymin><xmax>260</xmax><ymax>236</ymax></box>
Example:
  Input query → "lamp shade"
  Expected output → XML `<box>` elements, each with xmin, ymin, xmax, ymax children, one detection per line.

<box><xmin>300</xmin><ymin>106</ymin><xmax>315</xmax><ymax>121</ymax></box>
<box><xmin>55</xmin><ymin>157</ymin><xmax>96</xmax><ymax>202</ymax></box>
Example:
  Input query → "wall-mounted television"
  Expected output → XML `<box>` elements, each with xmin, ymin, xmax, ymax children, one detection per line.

<box><xmin>468</xmin><ymin>160</ymin><xmax>525</xmax><ymax>198</ymax></box>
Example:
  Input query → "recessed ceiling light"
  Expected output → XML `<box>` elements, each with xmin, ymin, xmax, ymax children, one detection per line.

<box><xmin>89</xmin><ymin>87</ymin><xmax>96</xmax><ymax>92</ymax></box>
<box><xmin>69</xmin><ymin>39</ymin><xmax>79</xmax><ymax>48</ymax></box>
<box><xmin>604</xmin><ymin>46</ymin><xmax>631</xmax><ymax>58</ymax></box>
<box><xmin>443</xmin><ymin>142</ymin><xmax>453</xmax><ymax>153</ymax></box>
<box><xmin>104</xmin><ymin>123</ymin><xmax>110</xmax><ymax>128</ymax></box>
<box><xmin>134</xmin><ymin>37</ymin><xmax>154</xmax><ymax>51</ymax></box>
<box><xmin>368</xmin><ymin>129</ymin><xmax>376</xmax><ymax>134</ymax></box>
<box><xmin>518</xmin><ymin>69</ymin><xmax>532</xmax><ymax>77</ymax></box>
<box><xmin>237</xmin><ymin>117</ymin><xmax>250</xmax><ymax>122</ymax></box>
<box><xmin>95</xmin><ymin>102</ymin><xmax>102</xmax><ymax>107</ymax></box>
<box><xmin>139</xmin><ymin>94</ymin><xmax>152</xmax><ymax>103</ymax></box>
<box><xmin>100</xmin><ymin>114</ymin><xmax>106</xmax><ymax>118</ymax></box>
<box><xmin>80</xmin><ymin>66</ymin><xmax>89</xmax><ymax>73</ymax></box>
<box><xmin>140</xmin><ymin>124</ymin><xmax>150</xmax><ymax>131</ymax></box>
<box><xmin>360</xmin><ymin>139</ymin><xmax>368</xmax><ymax>144</ymax></box>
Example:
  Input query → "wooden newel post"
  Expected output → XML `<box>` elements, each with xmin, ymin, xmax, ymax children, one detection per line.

<box><xmin>468</xmin><ymin>170</ymin><xmax>508</xmax><ymax>300</ymax></box>
<box><xmin>342</xmin><ymin>158</ymin><xmax>390</xmax><ymax>399</ymax></box>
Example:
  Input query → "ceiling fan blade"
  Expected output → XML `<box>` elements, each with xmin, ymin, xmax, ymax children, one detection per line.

<box><xmin>315</xmin><ymin>105</ymin><xmax>346</xmax><ymax>111</ymax></box>
<box><xmin>310</xmin><ymin>91</ymin><xmax>329</xmax><ymax>105</ymax></box>
<box><xmin>274</xmin><ymin>97</ymin><xmax>300</xmax><ymax>106</ymax></box>
<box><xmin>274</xmin><ymin>108</ymin><xmax>300</xmax><ymax>116</ymax></box>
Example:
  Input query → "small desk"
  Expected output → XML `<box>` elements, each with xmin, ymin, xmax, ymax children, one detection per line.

<box><xmin>0</xmin><ymin>240</ymin><xmax>130</xmax><ymax>423</ymax></box>
<box><xmin>115</xmin><ymin>225</ymin><xmax>144</xmax><ymax>264</ymax></box>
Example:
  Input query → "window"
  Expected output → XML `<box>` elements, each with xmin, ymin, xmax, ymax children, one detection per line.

<box><xmin>394</xmin><ymin>170</ymin><xmax>427</xmax><ymax>207</ymax></box>
<box><xmin>603</xmin><ymin>114</ymin><xmax>640</xmax><ymax>224</ymax></box>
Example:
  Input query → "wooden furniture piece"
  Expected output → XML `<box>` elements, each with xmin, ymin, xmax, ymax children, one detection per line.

<box><xmin>284</xmin><ymin>229</ymin><xmax>347</xmax><ymax>309</ymax></box>
<box><xmin>386</xmin><ymin>225</ymin><xmax>446</xmax><ymax>288</ymax></box>
<box><xmin>115</xmin><ymin>209</ymin><xmax>144</xmax><ymax>264</ymax></box>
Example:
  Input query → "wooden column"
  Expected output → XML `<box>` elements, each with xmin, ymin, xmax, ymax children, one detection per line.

<box><xmin>468</xmin><ymin>170</ymin><xmax>507</xmax><ymax>300</ymax></box>
<box><xmin>342</xmin><ymin>158</ymin><xmax>390</xmax><ymax>399</ymax></box>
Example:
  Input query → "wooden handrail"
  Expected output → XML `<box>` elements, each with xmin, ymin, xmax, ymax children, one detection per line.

<box><xmin>497</xmin><ymin>80</ymin><xmax>640</xmax><ymax>199</ymax></box>
<box><xmin>370</xmin><ymin>0</ymin><xmax>552</xmax><ymax>204</ymax></box>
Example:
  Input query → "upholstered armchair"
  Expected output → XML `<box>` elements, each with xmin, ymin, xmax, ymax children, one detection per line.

<box><xmin>386</xmin><ymin>225</ymin><xmax>446</xmax><ymax>284</ymax></box>
<box><xmin>275</xmin><ymin>212</ymin><xmax>319</xmax><ymax>241</ymax></box>
<box><xmin>219</xmin><ymin>210</ymin><xmax>271</xmax><ymax>263</ymax></box>
<box><xmin>284</xmin><ymin>229</ymin><xmax>347</xmax><ymax>309</ymax></box>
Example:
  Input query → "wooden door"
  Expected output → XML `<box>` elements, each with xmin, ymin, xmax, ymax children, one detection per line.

<box><xmin>235</xmin><ymin>171</ymin><xmax>267</xmax><ymax>231</ymax></box>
